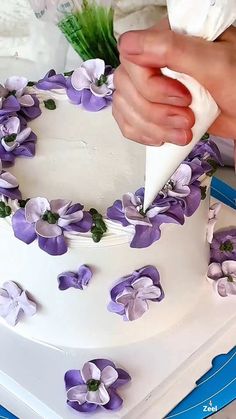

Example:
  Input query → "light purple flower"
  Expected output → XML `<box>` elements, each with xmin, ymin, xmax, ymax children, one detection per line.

<box><xmin>1</xmin><ymin>76</ymin><xmax>34</xmax><ymax>106</ymax></box>
<box><xmin>210</xmin><ymin>229</ymin><xmax>236</xmax><ymax>263</ymax></box>
<box><xmin>36</xmin><ymin>69</ymin><xmax>67</xmax><ymax>90</ymax></box>
<box><xmin>65</xmin><ymin>359</ymin><xmax>131</xmax><ymax>413</ymax></box>
<box><xmin>0</xmin><ymin>281</ymin><xmax>36</xmax><ymax>326</ymax></box>
<box><xmin>0</xmin><ymin>76</ymin><xmax>41</xmax><ymax>121</ymax></box>
<box><xmin>207</xmin><ymin>203</ymin><xmax>221</xmax><ymax>243</ymax></box>
<box><xmin>108</xmin><ymin>266</ymin><xmax>164</xmax><ymax>321</ymax></box>
<box><xmin>66</xmin><ymin>59</ymin><xmax>114</xmax><ymax>111</ymax></box>
<box><xmin>207</xmin><ymin>260</ymin><xmax>236</xmax><ymax>297</ymax></box>
<box><xmin>12</xmin><ymin>197</ymin><xmax>92</xmax><ymax>256</ymax></box>
<box><xmin>71</xmin><ymin>59</ymin><xmax>114</xmax><ymax>97</ymax></box>
<box><xmin>0</xmin><ymin>116</ymin><xmax>36</xmax><ymax>165</ymax></box>
<box><xmin>161</xmin><ymin>164</ymin><xmax>192</xmax><ymax>198</ymax></box>
<box><xmin>58</xmin><ymin>265</ymin><xmax>93</xmax><ymax>291</ymax></box>
<box><xmin>0</xmin><ymin>159</ymin><xmax>21</xmax><ymax>200</ymax></box>
<box><xmin>107</xmin><ymin>190</ymin><xmax>184</xmax><ymax>248</ymax></box>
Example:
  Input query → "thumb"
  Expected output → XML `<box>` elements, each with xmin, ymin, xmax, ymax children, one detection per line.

<box><xmin>119</xmin><ymin>29</ymin><xmax>218</xmax><ymax>86</ymax></box>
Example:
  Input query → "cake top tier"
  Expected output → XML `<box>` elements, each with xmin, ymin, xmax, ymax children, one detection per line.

<box><xmin>9</xmin><ymin>93</ymin><xmax>145</xmax><ymax>213</ymax></box>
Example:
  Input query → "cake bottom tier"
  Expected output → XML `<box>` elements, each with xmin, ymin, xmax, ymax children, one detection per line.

<box><xmin>0</xmin><ymin>195</ymin><xmax>210</xmax><ymax>349</ymax></box>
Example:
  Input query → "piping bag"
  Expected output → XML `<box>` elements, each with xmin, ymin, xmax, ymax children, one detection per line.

<box><xmin>143</xmin><ymin>0</ymin><xmax>236</xmax><ymax>211</ymax></box>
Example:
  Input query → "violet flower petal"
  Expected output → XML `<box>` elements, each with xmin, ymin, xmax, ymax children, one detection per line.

<box><xmin>12</xmin><ymin>209</ymin><xmax>37</xmax><ymax>244</ymax></box>
<box><xmin>67</xmin><ymin>400</ymin><xmax>98</xmax><ymax>413</ymax></box>
<box><xmin>104</xmin><ymin>388</ymin><xmax>123</xmax><ymax>410</ymax></box>
<box><xmin>38</xmin><ymin>235</ymin><xmax>68</xmax><ymax>256</ymax></box>
<box><xmin>67</xmin><ymin>385</ymin><xmax>87</xmax><ymax>404</ymax></box>
<box><xmin>5</xmin><ymin>76</ymin><xmax>27</xmax><ymax>92</ymax></box>
<box><xmin>71</xmin><ymin>67</ymin><xmax>91</xmax><ymax>91</ymax></box>
<box><xmin>131</xmin><ymin>224</ymin><xmax>161</xmax><ymax>248</ymax></box>
<box><xmin>64</xmin><ymin>370</ymin><xmax>85</xmax><ymax>390</ymax></box>
<box><xmin>25</xmin><ymin>197</ymin><xmax>50</xmax><ymax>223</ymax></box>
<box><xmin>19</xmin><ymin>95</ymin><xmax>34</xmax><ymax>107</ymax></box>
<box><xmin>86</xmin><ymin>384</ymin><xmax>110</xmax><ymax>405</ymax></box>
<box><xmin>100</xmin><ymin>366</ymin><xmax>118</xmax><ymax>388</ymax></box>
<box><xmin>35</xmin><ymin>219</ymin><xmax>62</xmax><ymax>238</ymax></box>
<box><xmin>81</xmin><ymin>362</ymin><xmax>101</xmax><ymax>383</ymax></box>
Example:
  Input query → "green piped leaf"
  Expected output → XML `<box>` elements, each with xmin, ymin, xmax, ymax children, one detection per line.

<box><xmin>44</xmin><ymin>99</ymin><xmax>56</xmax><ymax>110</ymax></box>
<box><xmin>206</xmin><ymin>159</ymin><xmax>219</xmax><ymax>177</ymax></box>
<box><xmin>0</xmin><ymin>202</ymin><xmax>12</xmax><ymax>218</ymax></box>
<box><xmin>200</xmin><ymin>186</ymin><xmax>207</xmax><ymax>200</ymax></box>
<box><xmin>89</xmin><ymin>208</ymin><xmax>107</xmax><ymax>242</ymax></box>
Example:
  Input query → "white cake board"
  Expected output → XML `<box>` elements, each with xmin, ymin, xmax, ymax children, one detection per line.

<box><xmin>0</xmin><ymin>200</ymin><xmax>235</xmax><ymax>419</ymax></box>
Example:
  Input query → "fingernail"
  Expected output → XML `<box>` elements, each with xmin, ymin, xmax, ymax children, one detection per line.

<box><xmin>167</xmin><ymin>116</ymin><xmax>189</xmax><ymax>129</ymax></box>
<box><xmin>168</xmin><ymin>129</ymin><xmax>189</xmax><ymax>145</ymax></box>
<box><xmin>119</xmin><ymin>31</ymin><xmax>143</xmax><ymax>55</ymax></box>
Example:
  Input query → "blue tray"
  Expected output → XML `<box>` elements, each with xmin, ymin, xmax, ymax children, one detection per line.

<box><xmin>211</xmin><ymin>176</ymin><xmax>236</xmax><ymax>209</ymax></box>
<box><xmin>0</xmin><ymin>405</ymin><xmax>18</xmax><ymax>419</ymax></box>
<box><xmin>166</xmin><ymin>347</ymin><xmax>236</xmax><ymax>418</ymax></box>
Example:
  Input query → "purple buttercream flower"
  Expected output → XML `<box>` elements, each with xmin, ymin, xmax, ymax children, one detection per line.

<box><xmin>36</xmin><ymin>69</ymin><xmax>67</xmax><ymax>90</ymax></box>
<box><xmin>210</xmin><ymin>229</ymin><xmax>236</xmax><ymax>263</ymax></box>
<box><xmin>58</xmin><ymin>265</ymin><xmax>93</xmax><ymax>291</ymax></box>
<box><xmin>65</xmin><ymin>359</ymin><xmax>131</xmax><ymax>413</ymax></box>
<box><xmin>0</xmin><ymin>76</ymin><xmax>41</xmax><ymax>121</ymax></box>
<box><xmin>187</xmin><ymin>137</ymin><xmax>223</xmax><ymax>167</ymax></box>
<box><xmin>0</xmin><ymin>281</ymin><xmax>36</xmax><ymax>326</ymax></box>
<box><xmin>12</xmin><ymin>198</ymin><xmax>92</xmax><ymax>256</ymax></box>
<box><xmin>0</xmin><ymin>159</ymin><xmax>21</xmax><ymax>200</ymax></box>
<box><xmin>0</xmin><ymin>116</ymin><xmax>36</xmax><ymax>166</ymax></box>
<box><xmin>67</xmin><ymin>59</ymin><xmax>114</xmax><ymax>111</ymax></box>
<box><xmin>107</xmin><ymin>190</ymin><xmax>184</xmax><ymax>248</ymax></box>
<box><xmin>207</xmin><ymin>260</ymin><xmax>236</xmax><ymax>297</ymax></box>
<box><xmin>108</xmin><ymin>266</ymin><xmax>164</xmax><ymax>321</ymax></box>
<box><xmin>161</xmin><ymin>162</ymin><xmax>203</xmax><ymax>217</ymax></box>
<box><xmin>207</xmin><ymin>203</ymin><xmax>221</xmax><ymax>244</ymax></box>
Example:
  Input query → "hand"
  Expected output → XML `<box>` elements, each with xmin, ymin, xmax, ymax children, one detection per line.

<box><xmin>113</xmin><ymin>23</ymin><xmax>236</xmax><ymax>146</ymax></box>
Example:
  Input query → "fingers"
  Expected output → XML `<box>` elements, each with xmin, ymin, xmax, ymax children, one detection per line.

<box><xmin>114</xmin><ymin>65</ymin><xmax>194</xmax><ymax>126</ymax></box>
<box><xmin>117</xmin><ymin>57</ymin><xmax>191</xmax><ymax>106</ymax></box>
<box><xmin>118</xmin><ymin>28</ymin><xmax>220</xmax><ymax>88</ymax></box>
<box><xmin>112</xmin><ymin>89</ymin><xmax>194</xmax><ymax>146</ymax></box>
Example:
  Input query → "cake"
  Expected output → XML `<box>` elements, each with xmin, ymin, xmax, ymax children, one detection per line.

<box><xmin>0</xmin><ymin>61</ymin><xmax>235</xmax><ymax>414</ymax></box>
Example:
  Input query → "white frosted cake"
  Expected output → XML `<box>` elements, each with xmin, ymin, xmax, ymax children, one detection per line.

<box><xmin>0</xmin><ymin>60</ymin><xmax>219</xmax><ymax>349</ymax></box>
<box><xmin>0</xmin><ymin>60</ymin><xmax>234</xmax><ymax>415</ymax></box>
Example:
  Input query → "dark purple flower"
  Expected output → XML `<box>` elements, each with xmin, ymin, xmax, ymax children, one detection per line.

<box><xmin>187</xmin><ymin>137</ymin><xmax>223</xmax><ymax>167</ymax></box>
<box><xmin>12</xmin><ymin>197</ymin><xmax>92</xmax><ymax>256</ymax></box>
<box><xmin>207</xmin><ymin>260</ymin><xmax>236</xmax><ymax>297</ymax></box>
<box><xmin>107</xmin><ymin>190</ymin><xmax>184</xmax><ymax>248</ymax></box>
<box><xmin>0</xmin><ymin>116</ymin><xmax>36</xmax><ymax>166</ymax></box>
<box><xmin>0</xmin><ymin>280</ymin><xmax>36</xmax><ymax>326</ymax></box>
<box><xmin>58</xmin><ymin>265</ymin><xmax>93</xmax><ymax>291</ymax></box>
<box><xmin>0</xmin><ymin>160</ymin><xmax>21</xmax><ymax>200</ymax></box>
<box><xmin>108</xmin><ymin>266</ymin><xmax>164</xmax><ymax>321</ymax></box>
<box><xmin>210</xmin><ymin>229</ymin><xmax>236</xmax><ymax>263</ymax></box>
<box><xmin>65</xmin><ymin>359</ymin><xmax>131</xmax><ymax>413</ymax></box>
<box><xmin>36</xmin><ymin>69</ymin><xmax>67</xmax><ymax>90</ymax></box>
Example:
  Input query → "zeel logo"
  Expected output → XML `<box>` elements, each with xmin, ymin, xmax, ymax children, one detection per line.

<box><xmin>203</xmin><ymin>400</ymin><xmax>218</xmax><ymax>413</ymax></box>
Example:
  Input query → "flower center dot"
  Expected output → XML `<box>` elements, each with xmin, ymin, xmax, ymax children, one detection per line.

<box><xmin>220</xmin><ymin>240</ymin><xmax>234</xmax><ymax>252</ymax></box>
<box><xmin>87</xmin><ymin>379</ymin><xmax>101</xmax><ymax>391</ymax></box>
<box><xmin>42</xmin><ymin>210</ymin><xmax>59</xmax><ymax>224</ymax></box>
<box><xmin>3</xmin><ymin>133</ymin><xmax>17</xmax><ymax>144</ymax></box>
<box><xmin>96</xmin><ymin>74</ymin><xmax>107</xmax><ymax>87</ymax></box>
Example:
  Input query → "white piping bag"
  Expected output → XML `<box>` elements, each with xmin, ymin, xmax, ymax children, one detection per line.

<box><xmin>144</xmin><ymin>0</ymin><xmax>236</xmax><ymax>211</ymax></box>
